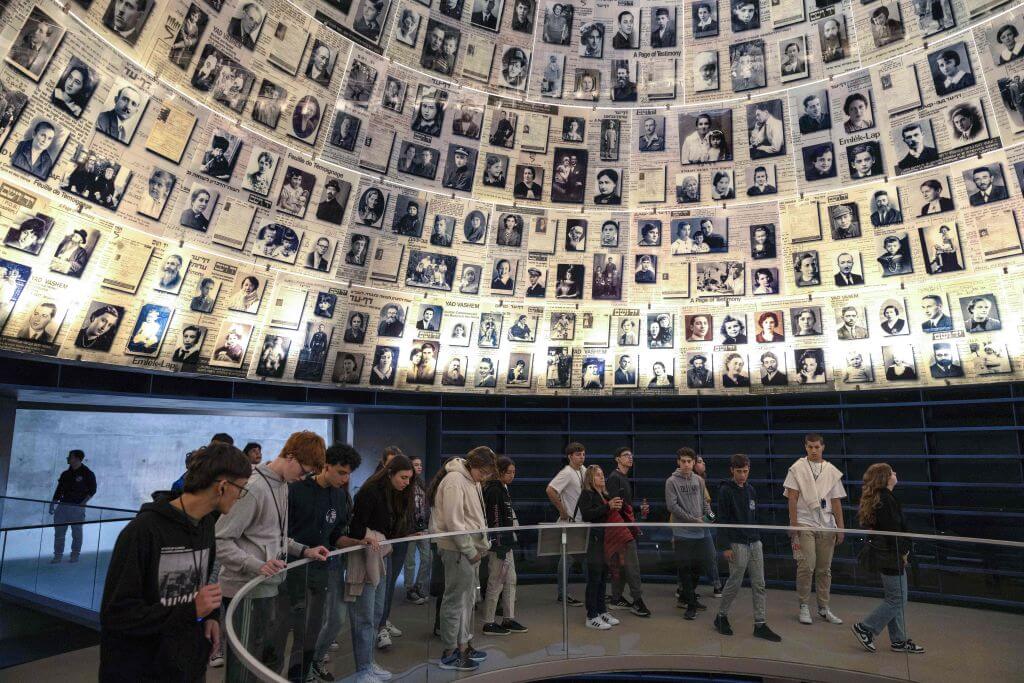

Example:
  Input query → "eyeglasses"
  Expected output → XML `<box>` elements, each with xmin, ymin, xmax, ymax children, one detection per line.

<box><xmin>299</xmin><ymin>463</ymin><xmax>319</xmax><ymax>477</ymax></box>
<box><xmin>222</xmin><ymin>480</ymin><xmax>249</xmax><ymax>499</ymax></box>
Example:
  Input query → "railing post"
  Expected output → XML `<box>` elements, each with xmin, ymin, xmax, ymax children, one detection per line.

<box><xmin>561</xmin><ymin>526</ymin><xmax>568</xmax><ymax>656</ymax></box>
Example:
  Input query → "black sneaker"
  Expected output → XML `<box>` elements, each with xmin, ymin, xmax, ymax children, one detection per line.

<box><xmin>693</xmin><ymin>598</ymin><xmax>708</xmax><ymax>611</ymax></box>
<box><xmin>482</xmin><ymin>622</ymin><xmax>510</xmax><ymax>636</ymax></box>
<box><xmin>310</xmin><ymin>660</ymin><xmax>332</xmax><ymax>681</ymax></box>
<box><xmin>558</xmin><ymin>595</ymin><xmax>583</xmax><ymax>607</ymax></box>
<box><xmin>852</xmin><ymin>623</ymin><xmax>876</xmax><ymax>652</ymax></box>
<box><xmin>753</xmin><ymin>623</ymin><xmax>782</xmax><ymax>642</ymax></box>
<box><xmin>684</xmin><ymin>605</ymin><xmax>697</xmax><ymax>620</ymax></box>
<box><xmin>608</xmin><ymin>597</ymin><xmax>632</xmax><ymax>610</ymax></box>
<box><xmin>675</xmin><ymin>598</ymin><xmax>687</xmax><ymax>609</ymax></box>
<box><xmin>630</xmin><ymin>599</ymin><xmax>651</xmax><ymax>618</ymax></box>
<box><xmin>464</xmin><ymin>645</ymin><xmax>487</xmax><ymax>662</ymax></box>
<box><xmin>712</xmin><ymin>583</ymin><xmax>724</xmax><ymax>598</ymax></box>
<box><xmin>891</xmin><ymin>639</ymin><xmax>925</xmax><ymax>654</ymax></box>
<box><xmin>502</xmin><ymin>619</ymin><xmax>528</xmax><ymax>633</ymax></box>
<box><xmin>714</xmin><ymin>614</ymin><xmax>733</xmax><ymax>635</ymax></box>
<box><xmin>439</xmin><ymin>650</ymin><xmax>478</xmax><ymax>671</ymax></box>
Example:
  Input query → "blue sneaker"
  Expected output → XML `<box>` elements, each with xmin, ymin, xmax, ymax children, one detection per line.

<box><xmin>439</xmin><ymin>649</ymin><xmax>478</xmax><ymax>671</ymax></box>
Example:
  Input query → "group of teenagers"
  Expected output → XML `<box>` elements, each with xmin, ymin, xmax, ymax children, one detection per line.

<box><xmin>95</xmin><ymin>430</ymin><xmax>922</xmax><ymax>683</ymax></box>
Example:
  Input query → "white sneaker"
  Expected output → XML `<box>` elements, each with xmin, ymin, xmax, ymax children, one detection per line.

<box><xmin>799</xmin><ymin>604</ymin><xmax>813</xmax><ymax>624</ymax></box>
<box><xmin>371</xmin><ymin>662</ymin><xmax>393</xmax><ymax>680</ymax></box>
<box><xmin>818</xmin><ymin>607</ymin><xmax>843</xmax><ymax>624</ymax></box>
<box><xmin>376</xmin><ymin>628</ymin><xmax>392</xmax><ymax>649</ymax></box>
<box><xmin>586</xmin><ymin>617</ymin><xmax>611</xmax><ymax>630</ymax></box>
<box><xmin>329</xmin><ymin>640</ymin><xmax>340</xmax><ymax>651</ymax></box>
<box><xmin>599</xmin><ymin>612</ymin><xmax>620</xmax><ymax>626</ymax></box>
<box><xmin>384</xmin><ymin>620</ymin><xmax>403</xmax><ymax>637</ymax></box>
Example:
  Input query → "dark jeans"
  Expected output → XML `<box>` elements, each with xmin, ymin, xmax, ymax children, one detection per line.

<box><xmin>53</xmin><ymin>504</ymin><xmax>85</xmax><ymax>557</ymax></box>
<box><xmin>285</xmin><ymin>570</ymin><xmax>329</xmax><ymax>681</ymax></box>
<box><xmin>584</xmin><ymin>560</ymin><xmax>608</xmax><ymax>619</ymax></box>
<box><xmin>379</xmin><ymin>542</ymin><xmax>408</xmax><ymax>630</ymax></box>
<box><xmin>674</xmin><ymin>538</ymin><xmax>703</xmax><ymax>607</ymax></box>
<box><xmin>224</xmin><ymin>592</ymin><xmax>291</xmax><ymax>683</ymax></box>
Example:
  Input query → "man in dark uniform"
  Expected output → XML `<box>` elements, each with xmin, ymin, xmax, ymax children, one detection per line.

<box><xmin>49</xmin><ymin>449</ymin><xmax>97</xmax><ymax>563</ymax></box>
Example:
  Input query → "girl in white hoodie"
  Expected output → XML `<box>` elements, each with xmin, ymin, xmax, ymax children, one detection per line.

<box><xmin>428</xmin><ymin>447</ymin><xmax>497</xmax><ymax>672</ymax></box>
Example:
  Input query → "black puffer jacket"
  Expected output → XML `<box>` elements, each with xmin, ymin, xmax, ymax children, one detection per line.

<box><xmin>483</xmin><ymin>479</ymin><xmax>517</xmax><ymax>557</ymax></box>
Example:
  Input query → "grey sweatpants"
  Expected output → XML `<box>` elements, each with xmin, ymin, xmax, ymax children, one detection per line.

<box><xmin>610</xmin><ymin>539</ymin><xmax>643</xmax><ymax>602</ymax></box>
<box><xmin>719</xmin><ymin>540</ymin><xmax>767</xmax><ymax>624</ymax></box>
<box><xmin>439</xmin><ymin>549</ymin><xmax>477</xmax><ymax>650</ymax></box>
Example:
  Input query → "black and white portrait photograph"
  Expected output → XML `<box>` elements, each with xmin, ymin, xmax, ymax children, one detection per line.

<box><xmin>748</xmin><ymin>223</ymin><xmax>776</xmax><ymax>260</ymax></box>
<box><xmin>562</xmin><ymin>116</ymin><xmax>585</xmax><ymax>143</ymax></box>
<box><xmin>376</xmin><ymin>304</ymin><xmax>407</xmax><ymax>338</ymax></box>
<box><xmin>510</xmin><ymin>0</ymin><xmax>534</xmax><ymax>31</ymax></box>
<box><xmin>828</xmin><ymin>203</ymin><xmax>861</xmax><ymax>240</ymax></box>
<box><xmin>169</xmin><ymin>4</ymin><xmax>208</xmax><ymax>69</ymax></box>
<box><xmin>832</xmin><ymin>251</ymin><xmax>863</xmax><ymax>288</ymax></box>
<box><xmin>870</xmin><ymin>3</ymin><xmax>905</xmax><ymax>47</ymax></box>
<box><xmin>600</xmin><ymin>119</ymin><xmax>620</xmax><ymax>161</ymax></box>
<box><xmin>405</xmin><ymin>341</ymin><xmax>439</xmax><ymax>385</ymax></box>
<box><xmin>988</xmin><ymin>20</ymin><xmax>1024</xmax><ymax>65</ymax></box>
<box><xmin>613</xmin><ymin>354</ymin><xmax>638</xmax><ymax>387</ymax></box>
<box><xmin>500</xmin><ymin>47</ymin><xmax>530</xmax><ymax>91</ymax></box>
<box><xmin>474</xmin><ymin>356</ymin><xmax>498</xmax><ymax>388</ymax></box>
<box><xmin>959</xmin><ymin>293</ymin><xmax>1002</xmax><ymax>332</ymax></box>
<box><xmin>226</xmin><ymin>272</ymin><xmax>264</xmax><ymax>314</ymax></box>
<box><xmin>4</xmin><ymin>212</ymin><xmax>53</xmax><ymax>256</ymax></box>
<box><xmin>879</xmin><ymin>298</ymin><xmax>910</xmax><ymax>336</ymax></box>
<box><xmin>51</xmin><ymin>57</ymin><xmax>99</xmax><ymax>119</ymax></box>
<box><xmin>125</xmin><ymin>303</ymin><xmax>173</xmax><ymax>357</ymax></box>
<box><xmin>314</xmin><ymin>292</ymin><xmax>337</xmax><ymax>319</ymax></box>
<box><xmin>489</xmin><ymin>111</ymin><xmax>518</xmax><ymax>149</ymax></box>
<box><xmin>241</xmin><ymin>148</ymin><xmax>279</xmax><ymax>196</ymax></box>
<box><xmin>946</xmin><ymin>100</ymin><xmax>988</xmax><ymax>148</ymax></box>
<box><xmin>482</xmin><ymin>153</ymin><xmax>509</xmax><ymax>188</ymax></box>
<box><xmin>841</xmin><ymin>350</ymin><xmax>874</xmax><ymax>384</ymax></box>
<box><xmin>818</xmin><ymin>16</ymin><xmax>848</xmax><ymax>64</ymax></box>
<box><xmin>5</xmin><ymin>6</ymin><xmax>66</xmax><ymax>82</ymax></box>
<box><xmin>870</xmin><ymin>188</ymin><xmax>903</xmax><ymax>227</ymax></box>
<box><xmin>453</xmin><ymin>263</ymin><xmax>479</xmax><ymax>295</ymax></box>
<box><xmin>779</xmin><ymin>36</ymin><xmax>808</xmax><ymax>83</ymax></box>
<box><xmin>170</xmin><ymin>324</ymin><xmax>207</xmax><ymax>366</ymax></box>
<box><xmin>470</xmin><ymin>0</ymin><xmax>504</xmax><ymax>30</ymax></box>
<box><xmin>329</xmin><ymin>112</ymin><xmax>361</xmax><ymax>152</ymax></box>
<box><xmin>369</xmin><ymin>345</ymin><xmax>399</xmax><ymax>386</ymax></box>
<box><xmin>685</xmin><ymin>353</ymin><xmax>712</xmax><ymax>388</ymax></box>
<box><xmin>747</xmin><ymin>99</ymin><xmax>785</xmax><ymax>159</ymax></box>
<box><xmin>963</xmin><ymin>164</ymin><xmax>1009</xmax><ymax>206</ymax></box>
<box><xmin>876</xmin><ymin>232</ymin><xmax>914</xmax><ymax>276</ymax></box>
<box><xmin>695</xmin><ymin>261</ymin><xmax>745</xmax><ymax>296</ymax></box>
<box><xmin>730</xmin><ymin>0</ymin><xmax>759</xmax><ymax>31</ymax></box>
<box><xmin>751</xmin><ymin>267</ymin><xmax>777</xmax><ymax>295</ymax></box>
<box><xmin>429</xmin><ymin>215</ymin><xmax>456</xmax><ymax>247</ymax></box>
<box><xmin>179</xmin><ymin>184</ymin><xmax>218</xmax><ymax>232</ymax></box>
<box><xmin>0</xmin><ymin>84</ymin><xmax>30</xmax><ymax>150</ymax></box>
<box><xmin>344</xmin><ymin>234</ymin><xmax>370</xmax><ymax>267</ymax></box>
<box><xmin>10</xmin><ymin>117</ymin><xmax>69</xmax><ymax>181</ymax></box>
<box><xmin>796</xmin><ymin>89</ymin><xmax>830</xmax><ymax>134</ymax></box>
<box><xmin>57</xmin><ymin>145</ymin><xmax>131</xmax><ymax>211</ymax></box>
<box><xmin>153</xmin><ymin>252</ymin><xmax>189</xmax><ymax>295</ymax></box>
<box><xmin>919</xmin><ymin>223</ymin><xmax>964</xmax><ymax>274</ymax></box>
<box><xmin>793</xmin><ymin>250</ymin><xmax>820</xmax><ymax>287</ymax></box>
<box><xmin>676</xmin><ymin>174</ymin><xmax>700</xmax><ymax>203</ymax></box>
<box><xmin>572</xmin><ymin>68</ymin><xmax>600</xmax><ymax>101</ymax></box>
<box><xmin>441</xmin><ymin>356</ymin><xmax>467</xmax><ymax>387</ymax></box>
<box><xmin>380</xmin><ymin>77</ymin><xmax>407</xmax><ymax>114</ymax></box>
<box><xmin>460</xmin><ymin>210</ymin><xmax>488</xmax><ymax>248</ymax></box>
<box><xmin>580</xmin><ymin>356</ymin><xmax>605</xmax><ymax>389</ymax></box>
<box><xmin>928</xmin><ymin>42</ymin><xmax>975</xmax><ymax>97</ymax></box>
<box><xmin>648</xmin><ymin>312</ymin><xmax>674</xmax><ymax>348</ymax></box>
<box><xmin>719</xmin><ymin>352</ymin><xmax>750</xmax><ymax>387</ymax></box>
<box><xmin>791</xmin><ymin>306</ymin><xmax>822</xmax><ymax>337</ymax></box>
<box><xmin>691</xmin><ymin>0</ymin><xmax>719</xmax><ymax>38</ymax></box>
<box><xmin>679</xmin><ymin>109</ymin><xmax>732</xmax><ymax>164</ymax></box>
<box><xmin>835</xmin><ymin>304</ymin><xmax>868</xmax><ymax>341</ymax></box>
<box><xmin>255</xmin><ymin>334</ymin><xmax>291</xmax><ymax>378</ymax></box>
<box><xmin>965</xmin><ymin>341</ymin><xmax>1012</xmax><ymax>375</ymax></box>
<box><xmin>189</xmin><ymin>277</ymin><xmax>220</xmax><ymax>314</ymax></box>
<box><xmin>610</xmin><ymin>60</ymin><xmax>637</xmax><ymax>103</ymax></box>
<box><xmin>637</xmin><ymin>220</ymin><xmax>662</xmax><ymax>247</ymax></box>
<box><xmin>304</xmin><ymin>235</ymin><xmax>335</xmax><ymax>272</ymax></box>
<box><xmin>525</xmin><ymin>267</ymin><xmax>546</xmax><ymax>297</ymax></box>
<box><xmin>730</xmin><ymin>39</ymin><xmax>766</xmax><ymax>92</ymax></box>
<box><xmin>651</xmin><ymin>7</ymin><xmax>676</xmax><ymax>47</ymax></box>
<box><xmin>9</xmin><ymin>295</ymin><xmax>65</xmax><ymax>344</ymax></box>
<box><xmin>512</xmin><ymin>165</ymin><xmax>544</xmax><ymax>201</ymax></box>
<box><xmin>276</xmin><ymin>167</ymin><xmax>315</xmax><ymax>218</ymax></box>
<box><xmin>397</xmin><ymin>141</ymin><xmax>440</xmax><ymax>180</ymax></box>
<box><xmin>395</xmin><ymin>8</ymin><xmax>421</xmax><ymax>47</ymax></box>
<box><xmin>928</xmin><ymin>342</ymin><xmax>964</xmax><ymax>379</ymax></box>
<box><xmin>289</xmin><ymin>95</ymin><xmax>322</xmax><ymax>144</ymax></box>
<box><xmin>542</xmin><ymin>2</ymin><xmax>573</xmax><ymax>44</ymax></box>
<box><xmin>490</xmin><ymin>258</ymin><xmax>518</xmax><ymax>295</ymax></box>
<box><xmin>882</xmin><ymin>345</ymin><xmax>917</xmax><ymax>382</ymax></box>
<box><xmin>49</xmin><ymin>227</ymin><xmax>99</xmax><ymax>278</ymax></box>
<box><xmin>506</xmin><ymin>353</ymin><xmax>533</xmax><ymax>387</ymax></box>
<box><xmin>95</xmin><ymin>80</ymin><xmax>148</xmax><ymax>145</ymax></box>
<box><xmin>693</xmin><ymin>51</ymin><xmax>719</xmax><ymax>92</ymax></box>
<box><xmin>343</xmin><ymin>311</ymin><xmax>368</xmax><ymax>343</ymax></box>
<box><xmin>252</xmin><ymin>80</ymin><xmax>286</xmax><ymax>128</ymax></box>
<box><xmin>74</xmin><ymin>301</ymin><xmax>125</xmax><ymax>353</ymax></box>
<box><xmin>592</xmin><ymin>253</ymin><xmax>623</xmax><ymax>299</ymax></box>
<box><xmin>227</xmin><ymin>1</ymin><xmax>266</xmax><ymax>49</ymax></box>
<box><xmin>198</xmin><ymin>130</ymin><xmax>241</xmax><ymax>182</ymax></box>
<box><xmin>710</xmin><ymin>170</ymin><xmax>735</xmax><ymax>200</ymax></box>
<box><xmin>392</xmin><ymin>196</ymin><xmax>425</xmax><ymax>238</ymax></box>
<box><xmin>209</xmin><ymin>322</ymin><xmax>254</xmax><ymax>369</ymax></box>
<box><xmin>579</xmin><ymin>21</ymin><xmax>604</xmax><ymax>59</ymax></box>
<box><xmin>636</xmin><ymin>116</ymin><xmax>665</xmax><ymax>153</ymax></box>
<box><xmin>539</xmin><ymin>52</ymin><xmax>565</xmax><ymax>97</ymax></box>
<box><xmin>343</xmin><ymin>59</ymin><xmax>377</xmax><ymax>105</ymax></box>
<box><xmin>916</xmin><ymin>177</ymin><xmax>955</xmax><ymax>217</ymax></box>
<box><xmin>441</xmin><ymin>144</ymin><xmax>477</xmax><ymax>192</ymax></box>
<box><xmin>477</xmin><ymin>312</ymin><xmax>503</xmax><ymax>347</ymax></box>
<box><xmin>746</xmin><ymin>165</ymin><xmax>776</xmax><ymax>197</ymax></box>
<box><xmin>446</xmin><ymin>318</ymin><xmax>473</xmax><ymax>347</ymax></box>
<box><xmin>315</xmin><ymin>177</ymin><xmax>351</xmax><ymax>226</ymax></box>
<box><xmin>801</xmin><ymin>142</ymin><xmax>836</xmax><ymax>182</ymax></box>
<box><xmin>841</xmin><ymin>91</ymin><xmax>874</xmax><ymax>134</ymax></box>
<box><xmin>405</xmin><ymin>250</ymin><xmax>458</xmax><ymax>291</ymax></box>
<box><xmin>550</xmin><ymin>312</ymin><xmax>576</xmax><ymax>341</ymax></box>
<box><xmin>451</xmin><ymin>104</ymin><xmax>483</xmax><ymax>139</ymax></box>
<box><xmin>892</xmin><ymin>120</ymin><xmax>938</xmax><ymax>173</ymax></box>
<box><xmin>648</xmin><ymin>357</ymin><xmax>675</xmax><ymax>388</ymax></box>
<box><xmin>564</xmin><ymin>219</ymin><xmax>587</xmax><ymax>252</ymax></box>
<box><xmin>915</xmin><ymin>0</ymin><xmax>954</xmax><ymax>36</ymax></box>
<box><xmin>293</xmin><ymin>322</ymin><xmax>333</xmax><ymax>382</ymax></box>
<box><xmin>355</xmin><ymin>186</ymin><xmax>388</xmax><ymax>228</ymax></box>
<box><xmin>794</xmin><ymin>347</ymin><xmax>827</xmax><ymax>384</ymax></box>
<box><xmin>553</xmin><ymin>264</ymin><xmax>583</xmax><ymax>299</ymax></box>
<box><xmin>507</xmin><ymin>313</ymin><xmax>537</xmax><ymax>341</ymax></box>
<box><xmin>420</xmin><ymin>19</ymin><xmax>461</xmax><ymax>76</ymax></box>
<box><xmin>757</xmin><ymin>350</ymin><xmax>787</xmax><ymax>386</ymax></box>
<box><xmin>594</xmin><ymin>168</ymin><xmax>622</xmax><ymax>205</ymax></box>
<box><xmin>550</xmin><ymin>148</ymin><xmax>588</xmax><ymax>203</ymax></box>
<box><xmin>352</xmin><ymin>0</ymin><xmax>389</xmax><ymax>43</ymax></box>
<box><xmin>305</xmin><ymin>40</ymin><xmax>336</xmax><ymax>87</ymax></box>
<box><xmin>846</xmin><ymin>142</ymin><xmax>883</xmax><ymax>180</ymax></box>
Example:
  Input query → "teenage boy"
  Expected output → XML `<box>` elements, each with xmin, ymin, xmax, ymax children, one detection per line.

<box><xmin>546</xmin><ymin>442</ymin><xmax>586</xmax><ymax>606</ymax></box>
<box><xmin>50</xmin><ymin>449</ymin><xmax>97</xmax><ymax>563</ymax></box>
<box><xmin>216</xmin><ymin>431</ymin><xmax>330</xmax><ymax>681</ymax></box>
<box><xmin>99</xmin><ymin>442</ymin><xmax>252</xmax><ymax>681</ymax></box>
<box><xmin>714</xmin><ymin>453</ymin><xmax>782</xmax><ymax>641</ymax></box>
<box><xmin>288</xmin><ymin>443</ymin><xmax>364</xmax><ymax>682</ymax></box>
<box><xmin>605</xmin><ymin>447</ymin><xmax>651</xmax><ymax>617</ymax></box>
<box><xmin>665</xmin><ymin>447</ymin><xmax>712</xmax><ymax>620</ymax></box>
<box><xmin>784</xmin><ymin>433</ymin><xmax>846</xmax><ymax>625</ymax></box>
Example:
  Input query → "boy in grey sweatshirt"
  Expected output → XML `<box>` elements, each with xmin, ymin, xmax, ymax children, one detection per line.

<box><xmin>665</xmin><ymin>447</ymin><xmax>711</xmax><ymax>620</ymax></box>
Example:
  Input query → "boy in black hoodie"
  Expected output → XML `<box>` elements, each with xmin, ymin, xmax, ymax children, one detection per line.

<box><xmin>99</xmin><ymin>442</ymin><xmax>252</xmax><ymax>682</ymax></box>
<box><xmin>713</xmin><ymin>453</ymin><xmax>781</xmax><ymax>642</ymax></box>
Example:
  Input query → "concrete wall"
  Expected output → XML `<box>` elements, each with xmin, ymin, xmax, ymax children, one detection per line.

<box><xmin>7</xmin><ymin>409</ymin><xmax>334</xmax><ymax>510</ymax></box>
<box><xmin>351</xmin><ymin>412</ymin><xmax>427</xmax><ymax>490</ymax></box>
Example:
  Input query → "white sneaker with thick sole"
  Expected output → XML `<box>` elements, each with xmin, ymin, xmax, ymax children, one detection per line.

<box><xmin>599</xmin><ymin>612</ymin><xmax>620</xmax><ymax>626</ymax></box>
<box><xmin>376</xmin><ymin>628</ymin><xmax>392</xmax><ymax>649</ymax></box>
<box><xmin>384</xmin><ymin>621</ymin><xmax>403</xmax><ymax>637</ymax></box>
<box><xmin>371</xmin><ymin>662</ymin><xmax>393</xmax><ymax>680</ymax></box>
<box><xmin>818</xmin><ymin>607</ymin><xmax>843</xmax><ymax>624</ymax></box>
<box><xmin>799</xmin><ymin>604</ymin><xmax>813</xmax><ymax>624</ymax></box>
<box><xmin>586</xmin><ymin>617</ymin><xmax>611</xmax><ymax>630</ymax></box>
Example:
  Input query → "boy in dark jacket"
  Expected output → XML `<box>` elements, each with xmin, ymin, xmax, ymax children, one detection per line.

<box><xmin>99</xmin><ymin>442</ymin><xmax>252</xmax><ymax>682</ymax></box>
<box><xmin>713</xmin><ymin>453</ymin><xmax>782</xmax><ymax>642</ymax></box>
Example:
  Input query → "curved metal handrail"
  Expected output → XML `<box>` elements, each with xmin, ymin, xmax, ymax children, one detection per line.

<box><xmin>224</xmin><ymin>521</ymin><xmax>1024</xmax><ymax>681</ymax></box>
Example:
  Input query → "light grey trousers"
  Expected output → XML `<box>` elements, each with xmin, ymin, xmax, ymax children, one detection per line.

<box><xmin>718</xmin><ymin>540</ymin><xmax>767</xmax><ymax>624</ymax></box>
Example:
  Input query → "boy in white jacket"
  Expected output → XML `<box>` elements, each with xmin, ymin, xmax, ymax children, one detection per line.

<box><xmin>430</xmin><ymin>447</ymin><xmax>497</xmax><ymax>672</ymax></box>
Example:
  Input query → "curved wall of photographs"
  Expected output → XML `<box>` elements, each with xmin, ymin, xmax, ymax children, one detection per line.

<box><xmin>1</xmin><ymin>0</ymin><xmax>1023</xmax><ymax>395</ymax></box>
